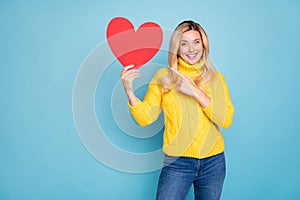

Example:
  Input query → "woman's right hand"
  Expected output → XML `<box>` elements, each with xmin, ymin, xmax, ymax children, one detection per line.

<box><xmin>120</xmin><ymin>64</ymin><xmax>140</xmax><ymax>106</ymax></box>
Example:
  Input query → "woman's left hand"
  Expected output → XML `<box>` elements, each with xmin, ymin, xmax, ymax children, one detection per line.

<box><xmin>171</xmin><ymin>68</ymin><xmax>211</xmax><ymax>108</ymax></box>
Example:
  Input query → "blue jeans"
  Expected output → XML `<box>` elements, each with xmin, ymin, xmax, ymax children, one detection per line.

<box><xmin>156</xmin><ymin>152</ymin><xmax>226</xmax><ymax>200</ymax></box>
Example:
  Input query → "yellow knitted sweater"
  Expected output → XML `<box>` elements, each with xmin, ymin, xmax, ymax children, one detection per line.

<box><xmin>129</xmin><ymin>58</ymin><xmax>234</xmax><ymax>158</ymax></box>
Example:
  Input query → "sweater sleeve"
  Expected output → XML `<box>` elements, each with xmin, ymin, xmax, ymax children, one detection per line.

<box><xmin>128</xmin><ymin>69</ymin><xmax>165</xmax><ymax>126</ymax></box>
<box><xmin>202</xmin><ymin>72</ymin><xmax>235</xmax><ymax>129</ymax></box>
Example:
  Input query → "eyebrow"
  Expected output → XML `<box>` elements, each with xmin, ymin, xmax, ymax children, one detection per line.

<box><xmin>180</xmin><ymin>39</ymin><xmax>201</xmax><ymax>42</ymax></box>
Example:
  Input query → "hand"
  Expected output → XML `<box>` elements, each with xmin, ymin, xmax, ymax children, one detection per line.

<box><xmin>171</xmin><ymin>68</ymin><xmax>198</xmax><ymax>96</ymax></box>
<box><xmin>120</xmin><ymin>65</ymin><xmax>140</xmax><ymax>106</ymax></box>
<box><xmin>171</xmin><ymin>68</ymin><xmax>211</xmax><ymax>108</ymax></box>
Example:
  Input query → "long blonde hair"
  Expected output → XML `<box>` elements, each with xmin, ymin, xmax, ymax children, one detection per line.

<box><xmin>158</xmin><ymin>20</ymin><xmax>216</xmax><ymax>92</ymax></box>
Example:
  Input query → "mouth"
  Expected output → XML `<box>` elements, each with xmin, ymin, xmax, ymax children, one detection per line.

<box><xmin>186</xmin><ymin>53</ymin><xmax>197</xmax><ymax>60</ymax></box>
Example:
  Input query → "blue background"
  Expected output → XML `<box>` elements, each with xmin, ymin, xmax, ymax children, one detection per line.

<box><xmin>1</xmin><ymin>0</ymin><xmax>300</xmax><ymax>199</ymax></box>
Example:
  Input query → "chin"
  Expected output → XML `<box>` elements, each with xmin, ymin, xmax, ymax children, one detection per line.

<box><xmin>185</xmin><ymin>59</ymin><xmax>199</xmax><ymax>65</ymax></box>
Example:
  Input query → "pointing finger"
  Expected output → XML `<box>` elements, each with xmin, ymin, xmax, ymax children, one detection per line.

<box><xmin>170</xmin><ymin>68</ymin><xmax>185</xmax><ymax>79</ymax></box>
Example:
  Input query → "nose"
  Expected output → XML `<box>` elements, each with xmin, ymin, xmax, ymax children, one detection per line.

<box><xmin>188</xmin><ymin>43</ymin><xmax>195</xmax><ymax>52</ymax></box>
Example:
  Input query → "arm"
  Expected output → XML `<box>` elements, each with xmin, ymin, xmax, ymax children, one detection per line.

<box><xmin>120</xmin><ymin>65</ymin><xmax>139</xmax><ymax>106</ymax></box>
<box><xmin>121</xmin><ymin>65</ymin><xmax>163</xmax><ymax>126</ymax></box>
<box><xmin>171</xmin><ymin>68</ymin><xmax>211</xmax><ymax>108</ymax></box>
<box><xmin>170</xmin><ymin>68</ymin><xmax>234</xmax><ymax>128</ymax></box>
<box><xmin>201</xmin><ymin>73</ymin><xmax>235</xmax><ymax>128</ymax></box>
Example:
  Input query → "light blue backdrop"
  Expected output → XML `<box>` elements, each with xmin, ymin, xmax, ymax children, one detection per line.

<box><xmin>1</xmin><ymin>0</ymin><xmax>300</xmax><ymax>199</ymax></box>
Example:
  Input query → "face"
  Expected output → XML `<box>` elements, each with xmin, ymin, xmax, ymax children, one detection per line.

<box><xmin>179</xmin><ymin>30</ymin><xmax>203</xmax><ymax>65</ymax></box>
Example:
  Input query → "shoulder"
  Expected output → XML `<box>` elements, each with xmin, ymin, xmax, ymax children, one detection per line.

<box><xmin>214</xmin><ymin>70</ymin><xmax>224</xmax><ymax>78</ymax></box>
<box><xmin>156</xmin><ymin>67</ymin><xmax>169</xmax><ymax>76</ymax></box>
<box><xmin>209</xmin><ymin>70</ymin><xmax>226</xmax><ymax>86</ymax></box>
<box><xmin>152</xmin><ymin>67</ymin><xmax>169</xmax><ymax>80</ymax></box>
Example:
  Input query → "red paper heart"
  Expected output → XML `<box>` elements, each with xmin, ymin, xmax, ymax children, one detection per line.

<box><xmin>106</xmin><ymin>17</ymin><xmax>163</xmax><ymax>69</ymax></box>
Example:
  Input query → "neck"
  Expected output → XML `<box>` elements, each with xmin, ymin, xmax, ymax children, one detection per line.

<box><xmin>178</xmin><ymin>57</ymin><xmax>204</xmax><ymax>80</ymax></box>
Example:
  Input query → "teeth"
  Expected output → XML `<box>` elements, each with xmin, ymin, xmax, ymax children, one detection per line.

<box><xmin>187</xmin><ymin>53</ymin><xmax>197</xmax><ymax>59</ymax></box>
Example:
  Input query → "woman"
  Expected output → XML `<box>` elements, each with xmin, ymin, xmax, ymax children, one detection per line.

<box><xmin>120</xmin><ymin>20</ymin><xmax>234</xmax><ymax>200</ymax></box>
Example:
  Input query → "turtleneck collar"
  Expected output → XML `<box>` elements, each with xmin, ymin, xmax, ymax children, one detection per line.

<box><xmin>178</xmin><ymin>57</ymin><xmax>204</xmax><ymax>80</ymax></box>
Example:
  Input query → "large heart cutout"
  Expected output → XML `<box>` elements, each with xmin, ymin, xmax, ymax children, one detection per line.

<box><xmin>106</xmin><ymin>17</ymin><xmax>163</xmax><ymax>69</ymax></box>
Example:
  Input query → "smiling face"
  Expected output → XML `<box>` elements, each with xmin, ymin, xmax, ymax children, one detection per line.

<box><xmin>179</xmin><ymin>30</ymin><xmax>203</xmax><ymax>65</ymax></box>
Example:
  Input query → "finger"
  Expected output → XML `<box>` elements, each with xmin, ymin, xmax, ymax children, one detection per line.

<box><xmin>185</xmin><ymin>75</ymin><xmax>193</xmax><ymax>80</ymax></box>
<box><xmin>170</xmin><ymin>68</ymin><xmax>186</xmax><ymax>79</ymax></box>
<box><xmin>120</xmin><ymin>64</ymin><xmax>135</xmax><ymax>77</ymax></box>
<box><xmin>123</xmin><ymin>68</ymin><xmax>139</xmax><ymax>76</ymax></box>
<box><xmin>125</xmin><ymin>72</ymin><xmax>140</xmax><ymax>80</ymax></box>
<box><xmin>185</xmin><ymin>76</ymin><xmax>197</xmax><ymax>86</ymax></box>
<box><xmin>122</xmin><ymin>70</ymin><xmax>140</xmax><ymax>80</ymax></box>
<box><xmin>124</xmin><ymin>64</ymin><xmax>135</xmax><ymax>71</ymax></box>
<box><xmin>121</xmin><ymin>68</ymin><xmax>138</xmax><ymax>79</ymax></box>
<box><xmin>176</xmin><ymin>85</ymin><xmax>183</xmax><ymax>92</ymax></box>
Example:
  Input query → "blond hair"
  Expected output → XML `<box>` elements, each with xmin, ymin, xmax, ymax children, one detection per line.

<box><xmin>158</xmin><ymin>20</ymin><xmax>216</xmax><ymax>92</ymax></box>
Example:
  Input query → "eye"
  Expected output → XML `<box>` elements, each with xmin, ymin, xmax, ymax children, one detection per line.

<box><xmin>194</xmin><ymin>40</ymin><xmax>201</xmax><ymax>45</ymax></box>
<box><xmin>181</xmin><ymin>42</ymin><xmax>187</xmax><ymax>47</ymax></box>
